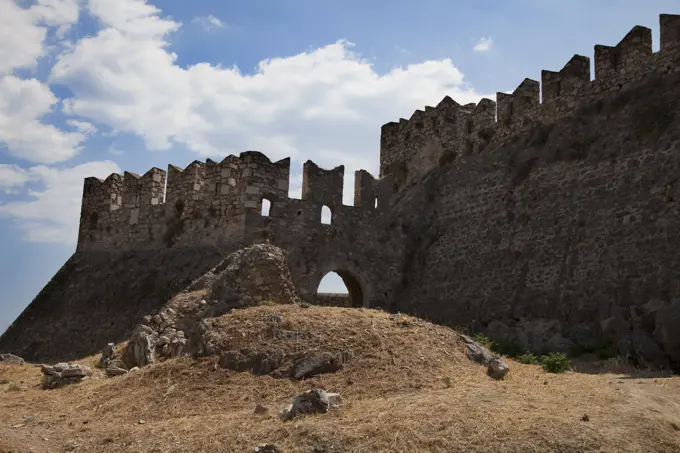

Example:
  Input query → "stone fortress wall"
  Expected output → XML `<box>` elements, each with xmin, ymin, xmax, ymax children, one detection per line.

<box><xmin>77</xmin><ymin>152</ymin><xmax>403</xmax><ymax>309</ymax></box>
<box><xmin>379</xmin><ymin>14</ymin><xmax>680</xmax><ymax>188</ymax></box>
<box><xmin>57</xmin><ymin>13</ymin><xmax>680</xmax><ymax>366</ymax></box>
<box><xmin>377</xmin><ymin>13</ymin><xmax>680</xmax><ymax>368</ymax></box>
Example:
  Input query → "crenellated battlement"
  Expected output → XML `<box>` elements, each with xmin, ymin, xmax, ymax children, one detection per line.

<box><xmin>77</xmin><ymin>151</ymin><xmax>393</xmax><ymax>252</ymax></box>
<box><xmin>380</xmin><ymin>13</ymin><xmax>680</xmax><ymax>184</ymax></box>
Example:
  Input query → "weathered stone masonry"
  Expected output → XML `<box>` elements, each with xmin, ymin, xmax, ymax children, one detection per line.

<box><xmin>3</xmin><ymin>13</ymin><xmax>680</xmax><ymax>366</ymax></box>
<box><xmin>78</xmin><ymin>151</ymin><xmax>403</xmax><ymax>309</ymax></box>
<box><xmin>379</xmin><ymin>14</ymin><xmax>680</xmax><ymax>368</ymax></box>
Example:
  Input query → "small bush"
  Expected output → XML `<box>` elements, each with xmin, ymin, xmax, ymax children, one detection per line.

<box><xmin>7</xmin><ymin>384</ymin><xmax>21</xmax><ymax>392</ymax></box>
<box><xmin>443</xmin><ymin>376</ymin><xmax>452</xmax><ymax>388</ymax></box>
<box><xmin>518</xmin><ymin>353</ymin><xmax>540</xmax><ymax>365</ymax></box>
<box><xmin>473</xmin><ymin>333</ymin><xmax>493</xmax><ymax>349</ymax></box>
<box><xmin>541</xmin><ymin>353</ymin><xmax>571</xmax><ymax>373</ymax></box>
<box><xmin>0</xmin><ymin>379</ymin><xmax>9</xmax><ymax>385</ymax></box>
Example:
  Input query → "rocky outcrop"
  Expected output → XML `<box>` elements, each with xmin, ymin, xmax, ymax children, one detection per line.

<box><xmin>459</xmin><ymin>334</ymin><xmax>510</xmax><ymax>380</ymax></box>
<box><xmin>0</xmin><ymin>353</ymin><xmax>25</xmax><ymax>365</ymax></box>
<box><xmin>291</xmin><ymin>352</ymin><xmax>344</xmax><ymax>380</ymax></box>
<box><xmin>41</xmin><ymin>363</ymin><xmax>93</xmax><ymax>389</ymax></box>
<box><xmin>120</xmin><ymin>244</ymin><xmax>300</xmax><ymax>369</ymax></box>
<box><xmin>191</xmin><ymin>243</ymin><xmax>301</xmax><ymax>308</ymax></box>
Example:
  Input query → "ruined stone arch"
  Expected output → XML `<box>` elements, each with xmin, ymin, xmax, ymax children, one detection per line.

<box><xmin>312</xmin><ymin>264</ymin><xmax>371</xmax><ymax>308</ymax></box>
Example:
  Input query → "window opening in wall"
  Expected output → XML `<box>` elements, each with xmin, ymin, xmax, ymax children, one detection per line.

<box><xmin>467</xmin><ymin>120</ymin><xmax>473</xmax><ymax>134</ymax></box>
<box><xmin>261</xmin><ymin>198</ymin><xmax>271</xmax><ymax>216</ymax></box>
<box><xmin>321</xmin><ymin>205</ymin><xmax>332</xmax><ymax>225</ymax></box>
<box><xmin>555</xmin><ymin>80</ymin><xmax>562</xmax><ymax>97</ymax></box>
<box><xmin>134</xmin><ymin>194</ymin><xmax>140</xmax><ymax>206</ymax></box>
<box><xmin>374</xmin><ymin>197</ymin><xmax>378</xmax><ymax>209</ymax></box>
<box><xmin>215</xmin><ymin>182</ymin><xmax>220</xmax><ymax>194</ymax></box>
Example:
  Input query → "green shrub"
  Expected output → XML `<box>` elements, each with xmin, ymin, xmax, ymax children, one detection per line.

<box><xmin>541</xmin><ymin>353</ymin><xmax>571</xmax><ymax>373</ymax></box>
<box><xmin>0</xmin><ymin>379</ymin><xmax>9</xmax><ymax>385</ymax></box>
<box><xmin>7</xmin><ymin>384</ymin><xmax>21</xmax><ymax>392</ymax></box>
<box><xmin>473</xmin><ymin>333</ymin><xmax>493</xmax><ymax>349</ymax></box>
<box><xmin>518</xmin><ymin>353</ymin><xmax>540</xmax><ymax>365</ymax></box>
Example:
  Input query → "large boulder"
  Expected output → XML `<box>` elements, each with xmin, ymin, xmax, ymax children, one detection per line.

<box><xmin>0</xmin><ymin>353</ymin><xmax>25</xmax><ymax>365</ymax></box>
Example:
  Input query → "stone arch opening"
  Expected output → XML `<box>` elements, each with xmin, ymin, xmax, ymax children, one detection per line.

<box><xmin>316</xmin><ymin>269</ymin><xmax>366</xmax><ymax>307</ymax></box>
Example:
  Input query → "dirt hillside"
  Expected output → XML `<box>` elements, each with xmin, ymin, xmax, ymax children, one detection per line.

<box><xmin>1</xmin><ymin>305</ymin><xmax>679</xmax><ymax>453</ymax></box>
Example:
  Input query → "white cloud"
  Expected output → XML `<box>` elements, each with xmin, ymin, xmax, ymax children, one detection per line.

<box><xmin>50</xmin><ymin>0</ymin><xmax>491</xmax><ymax>191</ymax></box>
<box><xmin>0</xmin><ymin>76</ymin><xmax>86</xmax><ymax>163</ymax></box>
<box><xmin>191</xmin><ymin>14</ymin><xmax>224</xmax><ymax>30</ymax></box>
<box><xmin>0</xmin><ymin>165</ymin><xmax>39</xmax><ymax>194</ymax></box>
<box><xmin>66</xmin><ymin>119</ymin><xmax>97</xmax><ymax>135</ymax></box>
<box><xmin>0</xmin><ymin>161</ymin><xmax>121</xmax><ymax>243</ymax></box>
<box><xmin>473</xmin><ymin>36</ymin><xmax>493</xmax><ymax>52</ymax></box>
<box><xmin>0</xmin><ymin>0</ymin><xmax>85</xmax><ymax>164</ymax></box>
<box><xmin>0</xmin><ymin>0</ymin><xmax>80</xmax><ymax>75</ymax></box>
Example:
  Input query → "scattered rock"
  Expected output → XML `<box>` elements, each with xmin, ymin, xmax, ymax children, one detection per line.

<box><xmin>291</xmin><ymin>352</ymin><xmax>343</xmax><ymax>380</ymax></box>
<box><xmin>106</xmin><ymin>366</ymin><xmax>128</xmax><ymax>377</ymax></box>
<box><xmin>460</xmin><ymin>333</ymin><xmax>511</xmax><ymax>379</ymax></box>
<box><xmin>280</xmin><ymin>389</ymin><xmax>342</xmax><ymax>421</ymax></box>
<box><xmin>487</xmin><ymin>357</ymin><xmax>510</xmax><ymax>380</ymax></box>
<box><xmin>463</xmin><ymin>341</ymin><xmax>495</xmax><ymax>366</ymax></box>
<box><xmin>138</xmin><ymin>420</ymin><xmax>146</xmax><ymax>424</ymax></box>
<box><xmin>129</xmin><ymin>367</ymin><xmax>140</xmax><ymax>373</ymax></box>
<box><xmin>218</xmin><ymin>349</ymin><xmax>283</xmax><ymax>376</ymax></box>
<box><xmin>0</xmin><ymin>353</ymin><xmax>25</xmax><ymax>365</ymax></box>
<box><xmin>99</xmin><ymin>343</ymin><xmax>117</xmax><ymax>368</ymax></box>
<box><xmin>254</xmin><ymin>444</ymin><xmax>281</xmax><ymax>453</ymax></box>
<box><xmin>581</xmin><ymin>414</ymin><xmax>590</xmax><ymax>422</ymax></box>
<box><xmin>41</xmin><ymin>363</ymin><xmax>92</xmax><ymax>389</ymax></box>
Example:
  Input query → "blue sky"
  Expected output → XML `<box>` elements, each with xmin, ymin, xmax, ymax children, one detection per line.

<box><xmin>0</xmin><ymin>0</ymin><xmax>677</xmax><ymax>334</ymax></box>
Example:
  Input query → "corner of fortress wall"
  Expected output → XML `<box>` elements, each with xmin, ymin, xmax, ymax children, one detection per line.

<box><xmin>379</xmin><ymin>13</ymin><xmax>680</xmax><ymax>185</ymax></box>
<box><xmin>76</xmin><ymin>151</ymin><xmax>395</xmax><ymax>253</ymax></box>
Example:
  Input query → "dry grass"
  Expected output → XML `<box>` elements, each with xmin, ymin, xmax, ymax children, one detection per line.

<box><xmin>1</xmin><ymin>305</ymin><xmax>679</xmax><ymax>453</ymax></box>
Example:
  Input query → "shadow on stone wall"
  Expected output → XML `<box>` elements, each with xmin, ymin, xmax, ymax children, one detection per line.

<box><xmin>0</xmin><ymin>246</ymin><xmax>230</xmax><ymax>362</ymax></box>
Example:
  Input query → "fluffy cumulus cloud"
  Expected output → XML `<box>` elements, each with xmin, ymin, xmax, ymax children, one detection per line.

<box><xmin>52</xmin><ymin>0</ymin><xmax>490</xmax><ymax>168</ymax></box>
<box><xmin>0</xmin><ymin>76</ymin><xmax>86</xmax><ymax>163</ymax></box>
<box><xmin>0</xmin><ymin>161</ymin><xmax>121</xmax><ymax>243</ymax></box>
<box><xmin>0</xmin><ymin>0</ymin><xmax>85</xmax><ymax>164</ymax></box>
<box><xmin>473</xmin><ymin>36</ymin><xmax>493</xmax><ymax>52</ymax></box>
<box><xmin>2</xmin><ymin>0</ymin><xmax>494</xmax><ymax>244</ymax></box>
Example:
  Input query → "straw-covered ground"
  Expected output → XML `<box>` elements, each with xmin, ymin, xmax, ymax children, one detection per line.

<box><xmin>1</xmin><ymin>304</ymin><xmax>679</xmax><ymax>453</ymax></box>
